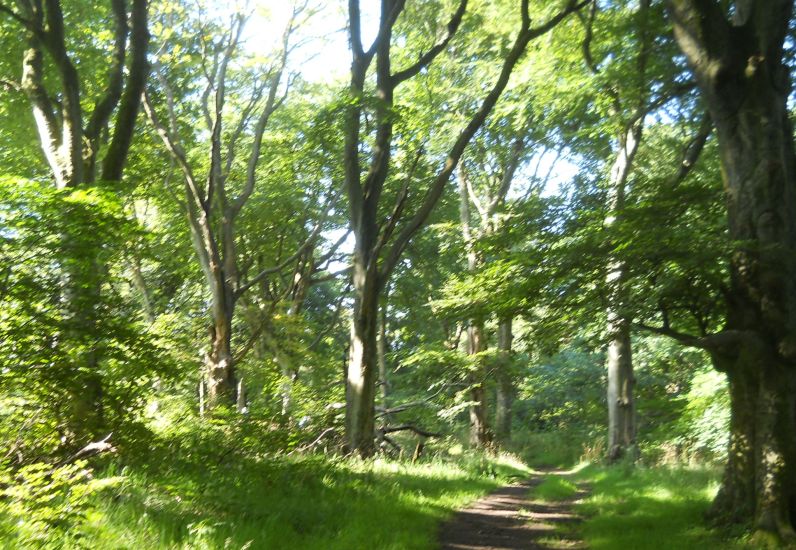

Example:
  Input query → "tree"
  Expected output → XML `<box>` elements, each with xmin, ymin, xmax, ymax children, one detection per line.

<box><xmin>664</xmin><ymin>0</ymin><xmax>796</xmax><ymax>540</ymax></box>
<box><xmin>0</xmin><ymin>0</ymin><xmax>150</xmax><ymax>441</ymax></box>
<box><xmin>456</xmin><ymin>113</ymin><xmax>533</xmax><ymax>447</ymax></box>
<box><xmin>143</xmin><ymin>3</ymin><xmax>329</xmax><ymax>411</ymax></box>
<box><xmin>341</xmin><ymin>0</ymin><xmax>588</xmax><ymax>457</ymax></box>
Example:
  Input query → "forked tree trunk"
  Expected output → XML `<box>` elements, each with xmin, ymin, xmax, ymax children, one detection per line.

<box><xmin>340</xmin><ymin>0</ymin><xmax>584</xmax><ymax>458</ymax></box>
<box><xmin>494</xmin><ymin>318</ymin><xmax>514</xmax><ymax>444</ymax></box>
<box><xmin>16</xmin><ymin>0</ymin><xmax>150</xmax><ymax>445</ymax></box>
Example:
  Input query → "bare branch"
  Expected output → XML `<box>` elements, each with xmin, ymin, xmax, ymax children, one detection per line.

<box><xmin>315</xmin><ymin>230</ymin><xmax>352</xmax><ymax>267</ymax></box>
<box><xmin>231</xmin><ymin>6</ymin><xmax>297</xmax><ymax>216</ymax></box>
<box><xmin>0</xmin><ymin>3</ymin><xmax>38</xmax><ymax>33</ymax></box>
<box><xmin>206</xmin><ymin>14</ymin><xmax>246</xmax><ymax>212</ymax></box>
<box><xmin>487</xmin><ymin>136</ymin><xmax>525</xmax><ymax>215</ymax></box>
<box><xmin>672</xmin><ymin>112</ymin><xmax>712</xmax><ymax>184</ymax></box>
<box><xmin>235</xmin><ymin>223</ymin><xmax>324</xmax><ymax>298</ymax></box>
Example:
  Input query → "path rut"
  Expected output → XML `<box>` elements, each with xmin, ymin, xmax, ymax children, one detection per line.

<box><xmin>438</xmin><ymin>475</ymin><xmax>587</xmax><ymax>550</ymax></box>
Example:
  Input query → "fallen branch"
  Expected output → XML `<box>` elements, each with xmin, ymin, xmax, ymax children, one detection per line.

<box><xmin>57</xmin><ymin>433</ymin><xmax>116</xmax><ymax>467</ymax></box>
<box><xmin>292</xmin><ymin>427</ymin><xmax>338</xmax><ymax>454</ymax></box>
<box><xmin>379</xmin><ymin>424</ymin><xmax>443</xmax><ymax>438</ymax></box>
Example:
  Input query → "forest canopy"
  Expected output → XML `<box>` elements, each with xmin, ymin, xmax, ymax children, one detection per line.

<box><xmin>1</xmin><ymin>0</ymin><xmax>795</xmax><ymax>548</ymax></box>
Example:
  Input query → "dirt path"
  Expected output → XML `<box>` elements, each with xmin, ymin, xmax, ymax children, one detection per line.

<box><xmin>438</xmin><ymin>475</ymin><xmax>587</xmax><ymax>550</ymax></box>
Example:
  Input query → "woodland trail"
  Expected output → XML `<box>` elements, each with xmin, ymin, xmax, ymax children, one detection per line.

<box><xmin>438</xmin><ymin>473</ymin><xmax>588</xmax><ymax>550</ymax></box>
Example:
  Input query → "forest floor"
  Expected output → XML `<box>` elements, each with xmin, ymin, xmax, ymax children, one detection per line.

<box><xmin>439</xmin><ymin>470</ymin><xmax>587</xmax><ymax>550</ymax></box>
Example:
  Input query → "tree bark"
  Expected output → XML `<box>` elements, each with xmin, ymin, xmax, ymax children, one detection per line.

<box><xmin>345</xmin><ymin>248</ymin><xmax>380</xmax><ymax>456</ymax></box>
<box><xmin>204</xmin><ymin>309</ymin><xmax>236</xmax><ymax>408</ymax></box>
<box><xmin>467</xmin><ymin>321</ymin><xmax>491</xmax><ymax>448</ymax></box>
<box><xmin>494</xmin><ymin>318</ymin><xmax>514</xmax><ymax>444</ymax></box>
<box><xmin>709</xmin><ymin>354</ymin><xmax>757</xmax><ymax>523</ymax></box>
<box><xmin>606</xmin><ymin>314</ymin><xmax>636</xmax><ymax>461</ymax></box>
<box><xmin>604</xmin><ymin>123</ymin><xmax>641</xmax><ymax>462</ymax></box>
<box><xmin>669</xmin><ymin>0</ymin><xmax>796</xmax><ymax>539</ymax></box>
<box><xmin>377</xmin><ymin>294</ymin><xmax>390</xmax><ymax>408</ymax></box>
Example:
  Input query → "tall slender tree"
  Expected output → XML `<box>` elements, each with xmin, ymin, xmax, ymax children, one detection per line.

<box><xmin>342</xmin><ymin>0</ymin><xmax>588</xmax><ymax>457</ymax></box>
<box><xmin>143</xmin><ymin>5</ymin><xmax>326</xmax><ymax>410</ymax></box>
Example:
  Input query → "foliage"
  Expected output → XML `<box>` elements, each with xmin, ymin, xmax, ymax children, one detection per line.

<box><xmin>0</xmin><ymin>461</ymin><xmax>124</xmax><ymax>547</ymax></box>
<box><xmin>0</xmin><ymin>177</ymin><xmax>173</xmax><ymax>459</ymax></box>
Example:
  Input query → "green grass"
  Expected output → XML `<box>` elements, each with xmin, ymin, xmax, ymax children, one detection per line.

<box><xmin>531</xmin><ymin>475</ymin><xmax>579</xmax><ymax>502</ymax></box>
<box><xmin>569</xmin><ymin>464</ymin><xmax>750</xmax><ymax>550</ymax></box>
<box><xmin>2</xmin><ymin>448</ymin><xmax>530</xmax><ymax>550</ymax></box>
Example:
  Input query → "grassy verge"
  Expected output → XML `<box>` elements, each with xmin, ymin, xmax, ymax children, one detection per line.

<box><xmin>567</xmin><ymin>464</ymin><xmax>749</xmax><ymax>550</ymax></box>
<box><xmin>3</xmin><ymin>448</ymin><xmax>529</xmax><ymax>549</ymax></box>
<box><xmin>530</xmin><ymin>475</ymin><xmax>579</xmax><ymax>502</ymax></box>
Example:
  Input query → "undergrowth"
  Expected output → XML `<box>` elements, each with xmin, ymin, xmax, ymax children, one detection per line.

<box><xmin>0</xmin><ymin>415</ymin><xmax>530</xmax><ymax>549</ymax></box>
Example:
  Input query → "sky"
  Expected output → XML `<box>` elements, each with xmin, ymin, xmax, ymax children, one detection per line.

<box><xmin>245</xmin><ymin>1</ymin><xmax>351</xmax><ymax>83</ymax></box>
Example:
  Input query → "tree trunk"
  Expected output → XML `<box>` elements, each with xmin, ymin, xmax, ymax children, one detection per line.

<box><xmin>205</xmin><ymin>311</ymin><xmax>236</xmax><ymax>409</ymax></box>
<box><xmin>494</xmin><ymin>318</ymin><xmax>514</xmax><ymax>444</ymax></box>
<box><xmin>606</xmin><ymin>313</ymin><xmax>636</xmax><ymax>462</ymax></box>
<box><xmin>467</xmin><ymin>321</ymin><xmax>491</xmax><ymax>448</ymax></box>
<box><xmin>377</xmin><ymin>296</ymin><xmax>390</xmax><ymax>408</ymax></box>
<box><xmin>345</xmin><ymin>245</ymin><xmax>380</xmax><ymax>457</ymax></box>
<box><xmin>604</xmin><ymin>124</ymin><xmax>641</xmax><ymax>463</ymax></box>
<box><xmin>669</xmin><ymin>1</ymin><xmax>796</xmax><ymax>538</ymax></box>
<box><xmin>708</xmin><ymin>354</ymin><xmax>756</xmax><ymax>524</ymax></box>
<box><xmin>707</xmin><ymin>43</ymin><xmax>796</xmax><ymax>547</ymax></box>
<box><xmin>61</xmin><ymin>230</ymin><xmax>105</xmax><ymax>442</ymax></box>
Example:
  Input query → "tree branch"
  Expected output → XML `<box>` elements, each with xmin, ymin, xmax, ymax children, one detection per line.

<box><xmin>390</xmin><ymin>0</ymin><xmax>467</xmax><ymax>85</ymax></box>
<box><xmin>379</xmin><ymin>0</ymin><xmax>589</xmax><ymax>280</ymax></box>
<box><xmin>380</xmin><ymin>424</ymin><xmax>443</xmax><ymax>438</ymax></box>
<box><xmin>85</xmin><ymin>0</ymin><xmax>128</xmax><ymax>144</ymax></box>
<box><xmin>235</xmin><ymin>223</ymin><xmax>324</xmax><ymax>298</ymax></box>
<box><xmin>101</xmin><ymin>0</ymin><xmax>150</xmax><ymax>182</ymax></box>
<box><xmin>633</xmin><ymin>321</ymin><xmax>748</xmax><ymax>353</ymax></box>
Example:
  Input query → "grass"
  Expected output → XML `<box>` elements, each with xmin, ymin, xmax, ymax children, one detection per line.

<box><xmin>566</xmin><ymin>464</ymin><xmax>751</xmax><ymax>550</ymax></box>
<box><xmin>530</xmin><ymin>475</ymin><xmax>579</xmax><ymax>502</ymax></box>
<box><xmin>2</xmin><ymin>444</ymin><xmax>530</xmax><ymax>550</ymax></box>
